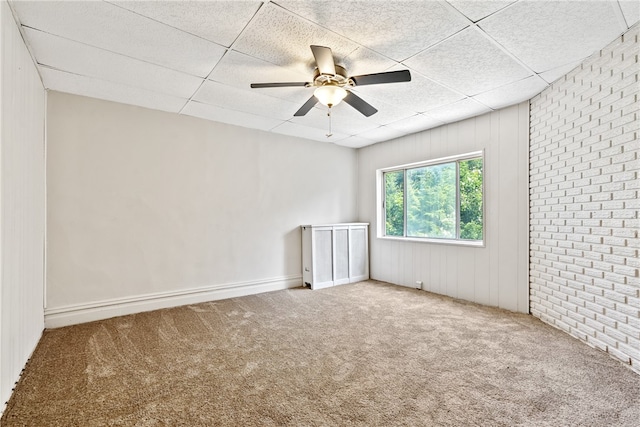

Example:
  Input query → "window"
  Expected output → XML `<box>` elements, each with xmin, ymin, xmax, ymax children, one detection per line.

<box><xmin>379</xmin><ymin>151</ymin><xmax>484</xmax><ymax>245</ymax></box>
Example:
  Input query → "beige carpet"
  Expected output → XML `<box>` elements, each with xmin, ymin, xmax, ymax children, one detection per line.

<box><xmin>2</xmin><ymin>281</ymin><xmax>639</xmax><ymax>426</ymax></box>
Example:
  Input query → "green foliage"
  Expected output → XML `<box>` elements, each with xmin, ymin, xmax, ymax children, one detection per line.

<box><xmin>459</xmin><ymin>159</ymin><xmax>483</xmax><ymax>240</ymax></box>
<box><xmin>406</xmin><ymin>163</ymin><xmax>456</xmax><ymax>238</ymax></box>
<box><xmin>384</xmin><ymin>171</ymin><xmax>404</xmax><ymax>236</ymax></box>
<box><xmin>384</xmin><ymin>157</ymin><xmax>483</xmax><ymax>241</ymax></box>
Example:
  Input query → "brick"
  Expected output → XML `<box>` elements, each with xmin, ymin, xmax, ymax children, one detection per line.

<box><xmin>570</xmin><ymin>328</ymin><xmax>589</xmax><ymax>341</ymax></box>
<box><xmin>627</xmin><ymin>296</ymin><xmax>640</xmax><ymax>308</ymax></box>
<box><xmin>612</xmin><ymin>189</ymin><xmax>638</xmax><ymax>200</ymax></box>
<box><xmin>555</xmin><ymin>319</ymin><xmax>573</xmax><ymax>334</ymax></box>
<box><xmin>605</xmin><ymin>309</ymin><xmax>629</xmax><ymax>323</ymax></box>
<box><xmin>601</xmin><ymin>200</ymin><xmax>625</xmax><ymax>210</ymax></box>
<box><xmin>608</xmin><ymin>346</ymin><xmax>632</xmax><ymax>364</ymax></box>
<box><xmin>603</xmin><ymin>290</ymin><xmax>627</xmax><ymax>304</ymax></box>
<box><xmin>604</xmin><ymin>326</ymin><xmax>631</xmax><ymax>344</ymax></box>
<box><xmin>629</xmin><ymin>315</ymin><xmax>640</xmax><ymax>330</ymax></box>
<box><xmin>595</xmin><ymin>331</ymin><xmax>619</xmax><ymax>347</ymax></box>
<box><xmin>601</xmin><ymin>163</ymin><xmax>625</xmax><ymax>174</ymax></box>
<box><xmin>611</xmin><ymin>209</ymin><xmax>635</xmax><ymax>219</ymax></box>
<box><xmin>582</xmin><ymin>226</ymin><xmax>611</xmax><ymax>236</ymax></box>
<box><xmin>529</xmin><ymin>26</ymin><xmax>639</xmax><ymax>366</ymax></box>
<box><xmin>627</xmin><ymin>256</ymin><xmax>640</xmax><ymax>268</ymax></box>
<box><xmin>584</xmin><ymin>284</ymin><xmax>605</xmax><ymax>297</ymax></box>
<box><xmin>617</xmin><ymin>342</ymin><xmax>640</xmax><ymax>364</ymax></box>
<box><xmin>611</xmin><ymin>227</ymin><xmax>637</xmax><ymax>238</ymax></box>
<box><xmin>625</xmin><ymin>198</ymin><xmax>640</xmax><ymax>209</ymax></box>
<box><xmin>612</xmin><ymin>246</ymin><xmax>637</xmax><ymax>257</ymax></box>
<box><xmin>586</xmin><ymin>335</ymin><xmax>609</xmax><ymax>352</ymax></box>
<box><xmin>611</xmin><ymin>171</ymin><xmax>637</xmax><ymax>182</ymax></box>
<box><xmin>602</xmin><ymin>253</ymin><xmax>627</xmax><ymax>266</ymax></box>
<box><xmin>611</xmin><ymin>112</ymin><xmax>636</xmax><ymax>129</ymax></box>
<box><xmin>603</xmin><ymin>271</ymin><xmax>628</xmax><ymax>284</ymax></box>
<box><xmin>595</xmin><ymin>312</ymin><xmax>618</xmax><ymax>328</ymax></box>
<box><xmin>584</xmin><ymin>317</ymin><xmax>606</xmax><ymax>333</ymax></box>
<box><xmin>612</xmin><ymin>265</ymin><xmax>639</xmax><ymax>277</ymax></box>
<box><xmin>593</xmin><ymin>278</ymin><xmax>615</xmax><ymax>290</ymax></box>
<box><xmin>617</xmin><ymin>323</ymin><xmax>640</xmax><ymax>340</ymax></box>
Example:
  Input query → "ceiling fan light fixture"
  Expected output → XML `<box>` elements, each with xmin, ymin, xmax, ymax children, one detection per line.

<box><xmin>314</xmin><ymin>85</ymin><xmax>347</xmax><ymax>108</ymax></box>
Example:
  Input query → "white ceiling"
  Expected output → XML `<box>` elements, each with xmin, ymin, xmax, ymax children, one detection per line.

<box><xmin>8</xmin><ymin>0</ymin><xmax>639</xmax><ymax>148</ymax></box>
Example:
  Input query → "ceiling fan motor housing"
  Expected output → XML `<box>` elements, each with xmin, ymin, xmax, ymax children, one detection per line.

<box><xmin>311</xmin><ymin>65</ymin><xmax>353</xmax><ymax>88</ymax></box>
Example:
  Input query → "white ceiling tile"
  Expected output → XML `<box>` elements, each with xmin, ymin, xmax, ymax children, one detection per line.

<box><xmin>110</xmin><ymin>0</ymin><xmax>261</xmax><ymax>47</ymax></box>
<box><xmin>479</xmin><ymin>0</ymin><xmax>626</xmax><ymax>73</ymax></box>
<box><xmin>446</xmin><ymin>1</ymin><xmax>516</xmax><ymax>22</ymax></box>
<box><xmin>271</xmin><ymin>121</ymin><xmax>350</xmax><ymax>143</ymax></box>
<box><xmin>346</xmin><ymin>91</ymin><xmax>421</xmax><ymax>125</ymax></box>
<box><xmin>277</xmin><ymin>0</ymin><xmax>469</xmax><ymax>61</ymax></box>
<box><xmin>181</xmin><ymin>101</ymin><xmax>284</xmax><ymax>132</ymax></box>
<box><xmin>539</xmin><ymin>60</ymin><xmax>582</xmax><ymax>84</ymax></box>
<box><xmin>355</xmin><ymin>126</ymin><xmax>408</xmax><ymax>143</ymax></box>
<box><xmin>209</xmin><ymin>50</ymin><xmax>312</xmax><ymax>104</ymax></box>
<box><xmin>23</xmin><ymin>28</ymin><xmax>202</xmax><ymax>99</ymax></box>
<box><xmin>619</xmin><ymin>0</ymin><xmax>640</xmax><ymax>28</ymax></box>
<box><xmin>40</xmin><ymin>68</ymin><xmax>187</xmax><ymax>113</ymax></box>
<box><xmin>334</xmin><ymin>136</ymin><xmax>376</xmax><ymax>149</ymax></box>
<box><xmin>472</xmin><ymin>75</ymin><xmax>548</xmax><ymax>110</ymax></box>
<box><xmin>8</xmin><ymin>0</ymin><xmax>633</xmax><ymax>145</ymax></box>
<box><xmin>404</xmin><ymin>26</ymin><xmax>532</xmax><ymax>96</ymax></box>
<box><xmin>423</xmin><ymin>98</ymin><xmax>491</xmax><ymax>124</ymax></box>
<box><xmin>385</xmin><ymin>114</ymin><xmax>444</xmax><ymax>134</ymax></box>
<box><xmin>193</xmin><ymin>80</ymin><xmax>302</xmax><ymax>120</ymax></box>
<box><xmin>289</xmin><ymin>102</ymin><xmax>381</xmax><ymax>135</ymax></box>
<box><xmin>340</xmin><ymin>46</ymin><xmax>397</xmax><ymax>78</ymax></box>
<box><xmin>11</xmin><ymin>0</ymin><xmax>226</xmax><ymax>77</ymax></box>
<box><xmin>232</xmin><ymin>3</ymin><xmax>360</xmax><ymax>76</ymax></box>
<box><xmin>353</xmin><ymin>64</ymin><xmax>464</xmax><ymax>113</ymax></box>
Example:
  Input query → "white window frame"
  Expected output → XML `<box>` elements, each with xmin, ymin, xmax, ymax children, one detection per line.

<box><xmin>376</xmin><ymin>150</ymin><xmax>485</xmax><ymax>247</ymax></box>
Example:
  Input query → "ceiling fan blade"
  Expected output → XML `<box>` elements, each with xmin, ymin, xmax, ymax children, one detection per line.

<box><xmin>311</xmin><ymin>45</ymin><xmax>336</xmax><ymax>76</ymax></box>
<box><xmin>294</xmin><ymin>95</ymin><xmax>318</xmax><ymax>116</ymax></box>
<box><xmin>343</xmin><ymin>91</ymin><xmax>378</xmax><ymax>117</ymax></box>
<box><xmin>350</xmin><ymin>70</ymin><xmax>411</xmax><ymax>86</ymax></box>
<box><xmin>250</xmin><ymin>82</ymin><xmax>309</xmax><ymax>88</ymax></box>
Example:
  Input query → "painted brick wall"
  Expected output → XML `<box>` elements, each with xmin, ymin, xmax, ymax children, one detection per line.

<box><xmin>529</xmin><ymin>24</ymin><xmax>639</xmax><ymax>373</ymax></box>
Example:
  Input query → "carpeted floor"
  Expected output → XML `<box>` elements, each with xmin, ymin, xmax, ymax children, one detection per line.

<box><xmin>2</xmin><ymin>281</ymin><xmax>639</xmax><ymax>426</ymax></box>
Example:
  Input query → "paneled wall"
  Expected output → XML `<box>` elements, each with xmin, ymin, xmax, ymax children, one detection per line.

<box><xmin>358</xmin><ymin>103</ymin><xmax>530</xmax><ymax>312</ymax></box>
<box><xmin>45</xmin><ymin>91</ymin><xmax>358</xmax><ymax>327</ymax></box>
<box><xmin>0</xmin><ymin>0</ymin><xmax>46</xmax><ymax>413</ymax></box>
<box><xmin>529</xmin><ymin>25</ymin><xmax>639</xmax><ymax>373</ymax></box>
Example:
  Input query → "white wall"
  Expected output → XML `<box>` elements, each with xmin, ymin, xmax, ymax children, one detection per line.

<box><xmin>45</xmin><ymin>91</ymin><xmax>358</xmax><ymax>327</ymax></box>
<box><xmin>358</xmin><ymin>103</ymin><xmax>529</xmax><ymax>312</ymax></box>
<box><xmin>530</xmin><ymin>24</ymin><xmax>639</xmax><ymax>373</ymax></box>
<box><xmin>0</xmin><ymin>0</ymin><xmax>46</xmax><ymax>413</ymax></box>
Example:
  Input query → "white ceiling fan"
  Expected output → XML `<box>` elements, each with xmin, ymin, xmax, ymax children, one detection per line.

<box><xmin>251</xmin><ymin>45</ymin><xmax>412</xmax><ymax>118</ymax></box>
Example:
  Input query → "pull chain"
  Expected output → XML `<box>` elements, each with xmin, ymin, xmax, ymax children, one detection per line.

<box><xmin>326</xmin><ymin>106</ymin><xmax>333</xmax><ymax>138</ymax></box>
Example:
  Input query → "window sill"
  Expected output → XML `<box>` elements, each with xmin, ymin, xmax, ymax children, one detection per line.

<box><xmin>377</xmin><ymin>235</ymin><xmax>485</xmax><ymax>248</ymax></box>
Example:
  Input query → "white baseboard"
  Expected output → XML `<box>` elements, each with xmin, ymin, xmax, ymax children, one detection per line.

<box><xmin>44</xmin><ymin>275</ymin><xmax>302</xmax><ymax>328</ymax></box>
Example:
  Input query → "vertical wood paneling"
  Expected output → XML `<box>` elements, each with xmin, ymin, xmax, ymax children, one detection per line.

<box><xmin>473</xmin><ymin>114</ymin><xmax>491</xmax><ymax>305</ymax></box>
<box><xmin>357</xmin><ymin>103</ymin><xmax>529</xmax><ymax>312</ymax></box>
<box><xmin>0</xmin><ymin>1</ymin><xmax>46</xmax><ymax>412</ymax></box>
<box><xmin>457</xmin><ymin>247</ymin><xmax>475</xmax><ymax>302</ymax></box>
<box><xmin>447</xmin><ymin>246</ymin><xmax>459</xmax><ymax>298</ymax></box>
<box><xmin>498</xmin><ymin>106</ymin><xmax>520</xmax><ymax>311</ymax></box>
<box><xmin>488</xmin><ymin>111</ymin><xmax>501</xmax><ymax>307</ymax></box>
<box><xmin>429</xmin><ymin>244</ymin><xmax>441</xmax><ymax>293</ymax></box>
<box><xmin>517</xmin><ymin>102</ymin><xmax>530</xmax><ymax>312</ymax></box>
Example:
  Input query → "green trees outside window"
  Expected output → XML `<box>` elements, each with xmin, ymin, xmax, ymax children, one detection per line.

<box><xmin>459</xmin><ymin>158</ymin><xmax>483</xmax><ymax>240</ymax></box>
<box><xmin>383</xmin><ymin>156</ymin><xmax>483</xmax><ymax>242</ymax></box>
<box><xmin>384</xmin><ymin>170</ymin><xmax>404</xmax><ymax>236</ymax></box>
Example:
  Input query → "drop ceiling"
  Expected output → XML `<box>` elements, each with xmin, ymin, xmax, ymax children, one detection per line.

<box><xmin>8</xmin><ymin>0</ymin><xmax>639</xmax><ymax>148</ymax></box>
